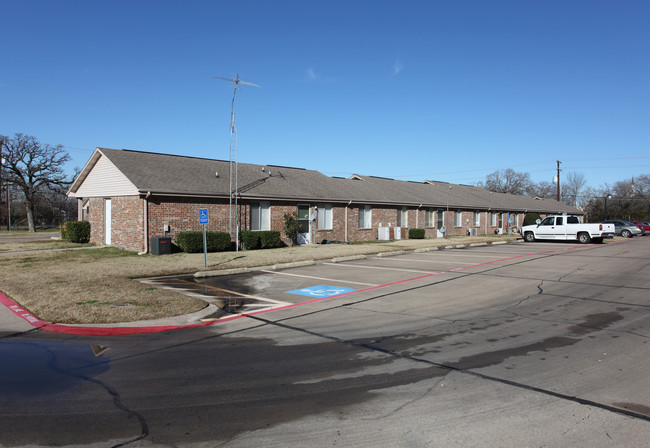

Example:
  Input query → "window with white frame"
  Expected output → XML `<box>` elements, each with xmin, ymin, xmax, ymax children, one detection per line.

<box><xmin>491</xmin><ymin>212</ymin><xmax>497</xmax><ymax>227</ymax></box>
<box><xmin>250</xmin><ymin>201</ymin><xmax>270</xmax><ymax>231</ymax></box>
<box><xmin>454</xmin><ymin>210</ymin><xmax>462</xmax><ymax>227</ymax></box>
<box><xmin>358</xmin><ymin>205</ymin><xmax>372</xmax><ymax>228</ymax></box>
<box><xmin>473</xmin><ymin>211</ymin><xmax>480</xmax><ymax>226</ymax></box>
<box><xmin>317</xmin><ymin>203</ymin><xmax>333</xmax><ymax>229</ymax></box>
<box><xmin>397</xmin><ymin>207</ymin><xmax>408</xmax><ymax>227</ymax></box>
<box><xmin>425</xmin><ymin>208</ymin><xmax>435</xmax><ymax>227</ymax></box>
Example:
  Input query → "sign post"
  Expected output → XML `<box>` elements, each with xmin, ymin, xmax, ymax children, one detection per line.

<box><xmin>199</xmin><ymin>209</ymin><xmax>209</xmax><ymax>267</ymax></box>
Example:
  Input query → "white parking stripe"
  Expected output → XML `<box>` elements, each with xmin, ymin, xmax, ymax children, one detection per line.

<box><xmin>322</xmin><ymin>262</ymin><xmax>435</xmax><ymax>274</ymax></box>
<box><xmin>258</xmin><ymin>269</ymin><xmax>379</xmax><ymax>287</ymax></box>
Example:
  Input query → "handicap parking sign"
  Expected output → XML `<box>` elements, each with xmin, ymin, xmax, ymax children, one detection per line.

<box><xmin>287</xmin><ymin>285</ymin><xmax>357</xmax><ymax>298</ymax></box>
<box><xmin>199</xmin><ymin>208</ymin><xmax>209</xmax><ymax>224</ymax></box>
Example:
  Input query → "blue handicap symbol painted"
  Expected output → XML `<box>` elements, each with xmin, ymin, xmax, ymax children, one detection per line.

<box><xmin>286</xmin><ymin>285</ymin><xmax>357</xmax><ymax>298</ymax></box>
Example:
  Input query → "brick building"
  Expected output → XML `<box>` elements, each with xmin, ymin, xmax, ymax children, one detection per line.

<box><xmin>67</xmin><ymin>148</ymin><xmax>582</xmax><ymax>253</ymax></box>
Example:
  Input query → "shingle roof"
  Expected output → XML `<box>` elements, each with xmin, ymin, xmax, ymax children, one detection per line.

<box><xmin>68</xmin><ymin>148</ymin><xmax>582</xmax><ymax>214</ymax></box>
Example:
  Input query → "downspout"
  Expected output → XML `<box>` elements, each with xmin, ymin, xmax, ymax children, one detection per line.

<box><xmin>345</xmin><ymin>200</ymin><xmax>351</xmax><ymax>243</ymax></box>
<box><xmin>138</xmin><ymin>192</ymin><xmax>151</xmax><ymax>255</ymax></box>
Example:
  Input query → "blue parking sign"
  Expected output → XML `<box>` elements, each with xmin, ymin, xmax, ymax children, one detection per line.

<box><xmin>199</xmin><ymin>209</ymin><xmax>209</xmax><ymax>224</ymax></box>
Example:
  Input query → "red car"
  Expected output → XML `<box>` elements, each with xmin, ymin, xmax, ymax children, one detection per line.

<box><xmin>633</xmin><ymin>222</ymin><xmax>650</xmax><ymax>236</ymax></box>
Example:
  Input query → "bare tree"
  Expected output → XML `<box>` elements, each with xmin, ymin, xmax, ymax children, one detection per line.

<box><xmin>562</xmin><ymin>171</ymin><xmax>587</xmax><ymax>207</ymax></box>
<box><xmin>479</xmin><ymin>169</ymin><xmax>532</xmax><ymax>195</ymax></box>
<box><xmin>0</xmin><ymin>134</ymin><xmax>71</xmax><ymax>232</ymax></box>
<box><xmin>527</xmin><ymin>180</ymin><xmax>556</xmax><ymax>198</ymax></box>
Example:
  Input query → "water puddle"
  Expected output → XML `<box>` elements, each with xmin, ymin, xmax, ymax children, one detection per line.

<box><xmin>0</xmin><ymin>340</ymin><xmax>110</xmax><ymax>400</ymax></box>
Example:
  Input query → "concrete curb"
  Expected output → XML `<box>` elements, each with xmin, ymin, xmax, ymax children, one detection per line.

<box><xmin>270</xmin><ymin>260</ymin><xmax>316</xmax><ymax>270</ymax></box>
<box><xmin>377</xmin><ymin>250</ymin><xmax>409</xmax><ymax>257</ymax></box>
<box><xmin>414</xmin><ymin>247</ymin><xmax>439</xmax><ymax>253</ymax></box>
<box><xmin>330</xmin><ymin>255</ymin><xmax>367</xmax><ymax>263</ymax></box>
<box><xmin>194</xmin><ymin>267</ymin><xmax>251</xmax><ymax>278</ymax></box>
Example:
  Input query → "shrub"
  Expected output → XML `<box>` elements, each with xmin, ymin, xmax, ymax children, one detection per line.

<box><xmin>239</xmin><ymin>230</ymin><xmax>260</xmax><ymax>250</ymax></box>
<box><xmin>409</xmin><ymin>228</ymin><xmax>425</xmax><ymax>239</ymax></box>
<box><xmin>62</xmin><ymin>221</ymin><xmax>91</xmax><ymax>243</ymax></box>
<box><xmin>260</xmin><ymin>230</ymin><xmax>283</xmax><ymax>249</ymax></box>
<box><xmin>239</xmin><ymin>230</ymin><xmax>284</xmax><ymax>250</ymax></box>
<box><xmin>283</xmin><ymin>213</ymin><xmax>299</xmax><ymax>246</ymax></box>
<box><xmin>175</xmin><ymin>231</ymin><xmax>231</xmax><ymax>253</ymax></box>
<box><xmin>523</xmin><ymin>213</ymin><xmax>541</xmax><ymax>226</ymax></box>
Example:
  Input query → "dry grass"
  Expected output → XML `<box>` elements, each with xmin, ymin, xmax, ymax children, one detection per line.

<box><xmin>0</xmin><ymin>235</ymin><xmax>520</xmax><ymax>324</ymax></box>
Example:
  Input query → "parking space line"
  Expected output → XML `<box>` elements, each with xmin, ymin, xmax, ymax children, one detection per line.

<box><xmin>259</xmin><ymin>269</ymin><xmax>378</xmax><ymax>287</ymax></box>
<box><xmin>322</xmin><ymin>262</ymin><xmax>435</xmax><ymax>274</ymax></box>
<box><xmin>374</xmin><ymin>258</ymin><xmax>481</xmax><ymax>265</ymax></box>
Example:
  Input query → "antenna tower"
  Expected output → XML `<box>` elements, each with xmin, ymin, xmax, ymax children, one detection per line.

<box><xmin>213</xmin><ymin>74</ymin><xmax>260</xmax><ymax>247</ymax></box>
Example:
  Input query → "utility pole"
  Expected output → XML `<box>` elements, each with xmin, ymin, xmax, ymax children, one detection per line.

<box><xmin>556</xmin><ymin>160</ymin><xmax>562</xmax><ymax>202</ymax></box>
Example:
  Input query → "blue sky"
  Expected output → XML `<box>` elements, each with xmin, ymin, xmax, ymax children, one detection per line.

<box><xmin>2</xmin><ymin>0</ymin><xmax>649</xmax><ymax>190</ymax></box>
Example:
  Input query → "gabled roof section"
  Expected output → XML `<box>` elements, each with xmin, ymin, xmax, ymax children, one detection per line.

<box><xmin>67</xmin><ymin>148</ymin><xmax>583</xmax><ymax>215</ymax></box>
<box><xmin>68</xmin><ymin>149</ymin><xmax>138</xmax><ymax>197</ymax></box>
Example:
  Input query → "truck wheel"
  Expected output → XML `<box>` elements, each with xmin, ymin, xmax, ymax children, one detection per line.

<box><xmin>578</xmin><ymin>232</ymin><xmax>591</xmax><ymax>244</ymax></box>
<box><xmin>622</xmin><ymin>229</ymin><xmax>632</xmax><ymax>238</ymax></box>
<box><xmin>524</xmin><ymin>232</ymin><xmax>535</xmax><ymax>242</ymax></box>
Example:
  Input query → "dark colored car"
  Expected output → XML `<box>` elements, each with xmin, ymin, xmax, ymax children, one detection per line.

<box><xmin>633</xmin><ymin>221</ymin><xmax>650</xmax><ymax>236</ymax></box>
<box><xmin>603</xmin><ymin>220</ymin><xmax>642</xmax><ymax>238</ymax></box>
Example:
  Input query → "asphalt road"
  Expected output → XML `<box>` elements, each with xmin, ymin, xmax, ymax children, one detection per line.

<box><xmin>1</xmin><ymin>239</ymin><xmax>649</xmax><ymax>447</ymax></box>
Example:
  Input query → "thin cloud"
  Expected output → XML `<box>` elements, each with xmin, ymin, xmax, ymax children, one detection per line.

<box><xmin>392</xmin><ymin>58</ymin><xmax>404</xmax><ymax>75</ymax></box>
<box><xmin>305</xmin><ymin>68</ymin><xmax>317</xmax><ymax>82</ymax></box>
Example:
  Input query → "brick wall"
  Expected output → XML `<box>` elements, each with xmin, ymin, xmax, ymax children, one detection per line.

<box><xmin>85</xmin><ymin>194</ymin><xmax>526</xmax><ymax>252</ymax></box>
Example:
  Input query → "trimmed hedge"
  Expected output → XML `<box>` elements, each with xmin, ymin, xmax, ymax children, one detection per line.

<box><xmin>175</xmin><ymin>231</ymin><xmax>231</xmax><ymax>253</ymax></box>
<box><xmin>408</xmin><ymin>228</ymin><xmax>425</xmax><ymax>239</ymax></box>
<box><xmin>61</xmin><ymin>221</ymin><xmax>91</xmax><ymax>243</ymax></box>
<box><xmin>239</xmin><ymin>230</ymin><xmax>284</xmax><ymax>250</ymax></box>
<box><xmin>239</xmin><ymin>230</ymin><xmax>260</xmax><ymax>250</ymax></box>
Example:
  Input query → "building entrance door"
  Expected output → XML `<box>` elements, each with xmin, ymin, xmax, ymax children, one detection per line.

<box><xmin>297</xmin><ymin>204</ymin><xmax>311</xmax><ymax>245</ymax></box>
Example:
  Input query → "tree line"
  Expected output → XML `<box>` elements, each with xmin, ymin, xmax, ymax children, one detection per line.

<box><xmin>0</xmin><ymin>133</ymin><xmax>76</xmax><ymax>232</ymax></box>
<box><xmin>477</xmin><ymin>168</ymin><xmax>650</xmax><ymax>222</ymax></box>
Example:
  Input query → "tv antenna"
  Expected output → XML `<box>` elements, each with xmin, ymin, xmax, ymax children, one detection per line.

<box><xmin>213</xmin><ymin>74</ymin><xmax>260</xmax><ymax>248</ymax></box>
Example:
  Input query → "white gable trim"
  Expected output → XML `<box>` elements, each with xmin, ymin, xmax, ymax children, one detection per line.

<box><xmin>70</xmin><ymin>153</ymin><xmax>139</xmax><ymax>197</ymax></box>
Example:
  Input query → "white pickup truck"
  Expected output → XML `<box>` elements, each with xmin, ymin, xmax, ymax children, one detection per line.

<box><xmin>521</xmin><ymin>214</ymin><xmax>615</xmax><ymax>244</ymax></box>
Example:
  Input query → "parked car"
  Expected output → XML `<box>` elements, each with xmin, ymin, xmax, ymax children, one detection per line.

<box><xmin>603</xmin><ymin>220</ymin><xmax>643</xmax><ymax>238</ymax></box>
<box><xmin>521</xmin><ymin>214</ymin><xmax>614</xmax><ymax>243</ymax></box>
<box><xmin>633</xmin><ymin>221</ymin><xmax>650</xmax><ymax>236</ymax></box>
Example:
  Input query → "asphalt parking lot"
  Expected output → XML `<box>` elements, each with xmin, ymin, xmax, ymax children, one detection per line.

<box><xmin>2</xmin><ymin>238</ymin><xmax>650</xmax><ymax>447</ymax></box>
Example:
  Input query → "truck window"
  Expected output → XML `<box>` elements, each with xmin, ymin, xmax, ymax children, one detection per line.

<box><xmin>540</xmin><ymin>217</ymin><xmax>554</xmax><ymax>226</ymax></box>
<box><xmin>567</xmin><ymin>216</ymin><xmax>579</xmax><ymax>224</ymax></box>
<box><xmin>556</xmin><ymin>217</ymin><xmax>563</xmax><ymax>225</ymax></box>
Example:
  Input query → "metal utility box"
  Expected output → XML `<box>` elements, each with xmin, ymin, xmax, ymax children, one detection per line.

<box><xmin>150</xmin><ymin>237</ymin><xmax>171</xmax><ymax>255</ymax></box>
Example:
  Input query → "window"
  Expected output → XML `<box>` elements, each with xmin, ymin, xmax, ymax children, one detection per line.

<box><xmin>425</xmin><ymin>209</ymin><xmax>435</xmax><ymax>227</ymax></box>
<box><xmin>397</xmin><ymin>207</ymin><xmax>408</xmax><ymax>227</ymax></box>
<box><xmin>250</xmin><ymin>202</ymin><xmax>270</xmax><ymax>230</ymax></box>
<box><xmin>437</xmin><ymin>210</ymin><xmax>444</xmax><ymax>229</ymax></box>
<box><xmin>359</xmin><ymin>205</ymin><xmax>372</xmax><ymax>228</ymax></box>
<box><xmin>498</xmin><ymin>213</ymin><xmax>503</xmax><ymax>228</ymax></box>
<box><xmin>317</xmin><ymin>203</ymin><xmax>333</xmax><ymax>229</ymax></box>
<box><xmin>539</xmin><ymin>217</ymin><xmax>554</xmax><ymax>226</ymax></box>
<box><xmin>473</xmin><ymin>211</ymin><xmax>480</xmax><ymax>226</ymax></box>
<box><xmin>454</xmin><ymin>210</ymin><xmax>462</xmax><ymax>227</ymax></box>
<box><xmin>491</xmin><ymin>212</ymin><xmax>497</xmax><ymax>227</ymax></box>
